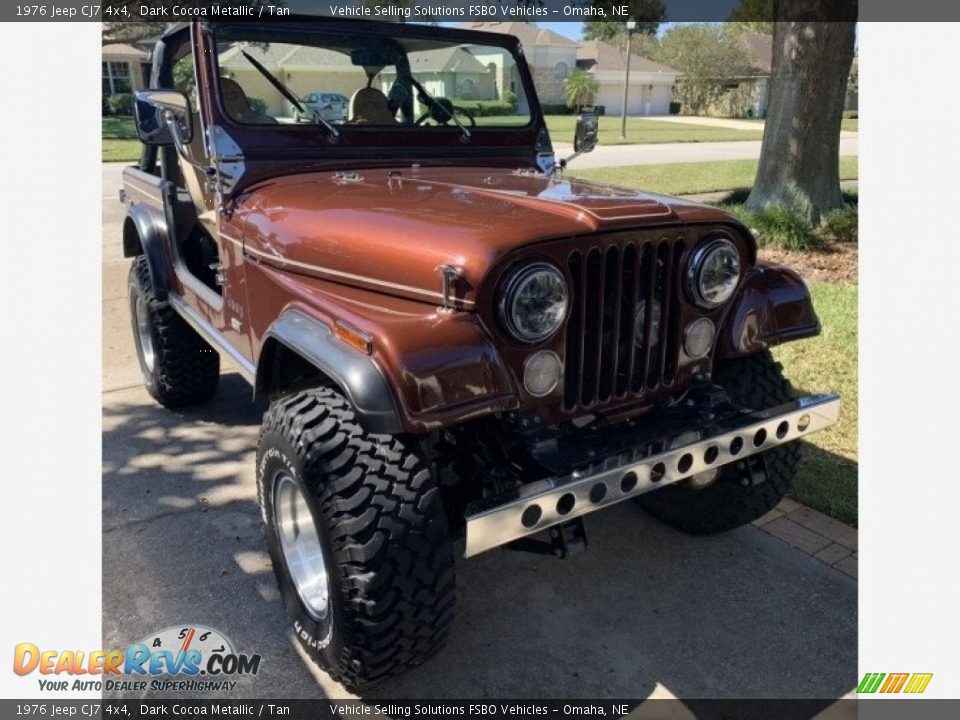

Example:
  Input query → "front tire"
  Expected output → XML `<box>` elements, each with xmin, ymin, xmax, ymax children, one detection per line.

<box><xmin>637</xmin><ymin>351</ymin><xmax>802</xmax><ymax>535</ymax></box>
<box><xmin>257</xmin><ymin>387</ymin><xmax>455</xmax><ymax>690</ymax></box>
<box><xmin>128</xmin><ymin>257</ymin><xmax>219</xmax><ymax>408</ymax></box>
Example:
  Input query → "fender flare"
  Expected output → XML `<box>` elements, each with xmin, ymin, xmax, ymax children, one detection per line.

<box><xmin>256</xmin><ymin>309</ymin><xmax>404</xmax><ymax>435</ymax></box>
<box><xmin>715</xmin><ymin>264</ymin><xmax>821</xmax><ymax>360</ymax></box>
<box><xmin>123</xmin><ymin>201</ymin><xmax>173</xmax><ymax>301</ymax></box>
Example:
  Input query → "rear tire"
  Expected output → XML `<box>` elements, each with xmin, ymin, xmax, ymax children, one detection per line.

<box><xmin>637</xmin><ymin>351</ymin><xmax>801</xmax><ymax>535</ymax></box>
<box><xmin>128</xmin><ymin>257</ymin><xmax>219</xmax><ymax>408</ymax></box>
<box><xmin>257</xmin><ymin>387</ymin><xmax>455</xmax><ymax>690</ymax></box>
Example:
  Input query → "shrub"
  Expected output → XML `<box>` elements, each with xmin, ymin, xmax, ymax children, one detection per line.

<box><xmin>821</xmin><ymin>206</ymin><xmax>858</xmax><ymax>243</ymax></box>
<box><xmin>720</xmin><ymin>203</ymin><xmax>821</xmax><ymax>251</ymax></box>
<box><xmin>540</xmin><ymin>104</ymin><xmax>576</xmax><ymax>115</ymax></box>
<box><xmin>752</xmin><ymin>206</ymin><xmax>822</xmax><ymax>251</ymax></box>
<box><xmin>106</xmin><ymin>93</ymin><xmax>134</xmax><ymax>116</ymax></box>
<box><xmin>669</xmin><ymin>101</ymin><xmax>681</xmax><ymax>115</ymax></box>
<box><xmin>247</xmin><ymin>97</ymin><xmax>268</xmax><ymax>115</ymax></box>
<box><xmin>453</xmin><ymin>99</ymin><xmax>518</xmax><ymax>117</ymax></box>
<box><xmin>843</xmin><ymin>110</ymin><xmax>858</xmax><ymax>119</ymax></box>
<box><xmin>502</xmin><ymin>90</ymin><xmax>518</xmax><ymax>110</ymax></box>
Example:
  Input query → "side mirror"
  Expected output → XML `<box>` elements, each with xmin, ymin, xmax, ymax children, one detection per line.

<box><xmin>573</xmin><ymin>112</ymin><xmax>598</xmax><ymax>154</ymax></box>
<box><xmin>134</xmin><ymin>89</ymin><xmax>193</xmax><ymax>146</ymax></box>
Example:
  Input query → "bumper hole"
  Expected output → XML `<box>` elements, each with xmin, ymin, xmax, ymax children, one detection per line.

<box><xmin>521</xmin><ymin>504</ymin><xmax>542</xmax><ymax>528</ymax></box>
<box><xmin>730</xmin><ymin>437</ymin><xmax>744</xmax><ymax>455</ymax></box>
<box><xmin>589</xmin><ymin>483</ymin><xmax>607</xmax><ymax>503</ymax></box>
<box><xmin>753</xmin><ymin>428</ymin><xmax>768</xmax><ymax>447</ymax></box>
<box><xmin>704</xmin><ymin>445</ymin><xmax>719</xmax><ymax>464</ymax></box>
<box><xmin>678</xmin><ymin>453</ymin><xmax>693</xmax><ymax>474</ymax></box>
<box><xmin>776</xmin><ymin>421</ymin><xmax>789</xmax><ymax>439</ymax></box>
<box><xmin>556</xmin><ymin>493</ymin><xmax>575</xmax><ymax>516</ymax></box>
<box><xmin>798</xmin><ymin>413</ymin><xmax>811</xmax><ymax>432</ymax></box>
<box><xmin>650</xmin><ymin>463</ymin><xmax>665</xmax><ymax>483</ymax></box>
<box><xmin>620</xmin><ymin>472</ymin><xmax>638</xmax><ymax>493</ymax></box>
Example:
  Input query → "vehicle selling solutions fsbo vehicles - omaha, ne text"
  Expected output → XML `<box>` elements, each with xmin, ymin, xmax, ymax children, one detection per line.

<box><xmin>121</xmin><ymin>19</ymin><xmax>840</xmax><ymax>689</ymax></box>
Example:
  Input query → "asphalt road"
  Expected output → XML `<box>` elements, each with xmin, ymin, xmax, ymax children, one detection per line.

<box><xmin>101</xmin><ymin>164</ymin><xmax>856</xmax><ymax>702</ymax></box>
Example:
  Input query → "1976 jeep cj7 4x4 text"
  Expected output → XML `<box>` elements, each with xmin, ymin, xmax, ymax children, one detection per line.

<box><xmin>122</xmin><ymin>19</ymin><xmax>840</xmax><ymax>688</ymax></box>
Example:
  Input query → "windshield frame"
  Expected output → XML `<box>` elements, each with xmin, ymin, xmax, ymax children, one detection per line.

<box><xmin>200</xmin><ymin>19</ymin><xmax>545</xmax><ymax>159</ymax></box>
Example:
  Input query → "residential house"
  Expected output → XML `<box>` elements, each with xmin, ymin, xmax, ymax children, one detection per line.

<box><xmin>218</xmin><ymin>43</ymin><xmax>368</xmax><ymax>115</ymax></box>
<box><xmin>102</xmin><ymin>43</ymin><xmax>150</xmax><ymax>97</ymax></box>
<box><xmin>734</xmin><ymin>33</ymin><xmax>858</xmax><ymax>118</ymax></box>
<box><xmin>381</xmin><ymin>46</ymin><xmax>496</xmax><ymax>102</ymax></box>
<box><xmin>576</xmin><ymin>40</ymin><xmax>678</xmax><ymax>116</ymax></box>
<box><xmin>456</xmin><ymin>22</ymin><xmax>579</xmax><ymax>108</ymax></box>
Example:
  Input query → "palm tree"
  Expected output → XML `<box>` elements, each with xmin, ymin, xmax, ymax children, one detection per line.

<box><xmin>564</xmin><ymin>69</ymin><xmax>599</xmax><ymax>110</ymax></box>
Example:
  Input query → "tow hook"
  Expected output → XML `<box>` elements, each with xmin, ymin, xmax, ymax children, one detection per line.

<box><xmin>743</xmin><ymin>453</ymin><xmax>770</xmax><ymax>487</ymax></box>
<box><xmin>506</xmin><ymin>517</ymin><xmax>588</xmax><ymax>558</ymax></box>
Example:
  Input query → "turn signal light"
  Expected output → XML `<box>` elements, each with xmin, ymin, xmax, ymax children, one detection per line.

<box><xmin>334</xmin><ymin>321</ymin><xmax>373</xmax><ymax>355</ymax></box>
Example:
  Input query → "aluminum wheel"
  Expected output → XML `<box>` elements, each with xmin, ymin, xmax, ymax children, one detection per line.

<box><xmin>274</xmin><ymin>473</ymin><xmax>330</xmax><ymax>621</ymax></box>
<box><xmin>134</xmin><ymin>295</ymin><xmax>156</xmax><ymax>374</ymax></box>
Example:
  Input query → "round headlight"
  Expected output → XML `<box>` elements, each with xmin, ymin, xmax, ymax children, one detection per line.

<box><xmin>686</xmin><ymin>238</ymin><xmax>741</xmax><ymax>308</ymax></box>
<box><xmin>499</xmin><ymin>263</ymin><xmax>568</xmax><ymax>343</ymax></box>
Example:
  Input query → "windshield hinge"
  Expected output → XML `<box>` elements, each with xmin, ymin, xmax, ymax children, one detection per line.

<box><xmin>205</xmin><ymin>126</ymin><xmax>245</xmax><ymax>216</ymax></box>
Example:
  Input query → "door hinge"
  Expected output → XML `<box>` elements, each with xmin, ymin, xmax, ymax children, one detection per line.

<box><xmin>209</xmin><ymin>263</ymin><xmax>225</xmax><ymax>287</ymax></box>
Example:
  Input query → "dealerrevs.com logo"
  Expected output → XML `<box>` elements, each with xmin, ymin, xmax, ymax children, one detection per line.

<box><xmin>13</xmin><ymin>625</ymin><xmax>261</xmax><ymax>693</ymax></box>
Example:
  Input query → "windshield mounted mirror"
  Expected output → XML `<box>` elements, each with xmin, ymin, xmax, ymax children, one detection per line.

<box><xmin>134</xmin><ymin>89</ymin><xmax>193</xmax><ymax>147</ymax></box>
<box><xmin>573</xmin><ymin>111</ymin><xmax>598</xmax><ymax>154</ymax></box>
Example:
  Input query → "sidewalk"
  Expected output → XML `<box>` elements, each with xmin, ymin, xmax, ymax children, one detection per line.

<box><xmin>646</xmin><ymin>115</ymin><xmax>859</xmax><ymax>138</ymax></box>
<box><xmin>754</xmin><ymin>499</ymin><xmax>858</xmax><ymax>578</ymax></box>
<box><xmin>643</xmin><ymin>115</ymin><xmax>766</xmax><ymax>132</ymax></box>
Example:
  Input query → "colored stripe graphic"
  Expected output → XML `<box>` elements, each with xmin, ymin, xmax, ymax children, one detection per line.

<box><xmin>858</xmin><ymin>672</ymin><xmax>933</xmax><ymax>694</ymax></box>
<box><xmin>857</xmin><ymin>673</ymin><xmax>885</xmax><ymax>693</ymax></box>
<box><xmin>904</xmin><ymin>673</ymin><xmax>933</xmax><ymax>694</ymax></box>
<box><xmin>880</xmin><ymin>673</ymin><xmax>909</xmax><ymax>693</ymax></box>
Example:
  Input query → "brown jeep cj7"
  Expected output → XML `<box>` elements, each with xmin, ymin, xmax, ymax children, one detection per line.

<box><xmin>121</xmin><ymin>19</ymin><xmax>840</xmax><ymax>688</ymax></box>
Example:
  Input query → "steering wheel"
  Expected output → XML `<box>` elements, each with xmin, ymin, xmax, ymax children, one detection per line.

<box><xmin>414</xmin><ymin>97</ymin><xmax>476</xmax><ymax>128</ymax></box>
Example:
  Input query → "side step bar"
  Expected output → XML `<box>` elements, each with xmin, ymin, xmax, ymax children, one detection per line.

<box><xmin>464</xmin><ymin>394</ymin><xmax>841</xmax><ymax>557</ymax></box>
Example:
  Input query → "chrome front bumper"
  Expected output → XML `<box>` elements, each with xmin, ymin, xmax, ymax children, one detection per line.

<box><xmin>464</xmin><ymin>394</ymin><xmax>841</xmax><ymax>557</ymax></box>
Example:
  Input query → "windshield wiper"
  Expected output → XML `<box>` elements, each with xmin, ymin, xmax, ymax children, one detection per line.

<box><xmin>240</xmin><ymin>50</ymin><xmax>340</xmax><ymax>139</ymax></box>
<box><xmin>408</xmin><ymin>75</ymin><xmax>471</xmax><ymax>141</ymax></box>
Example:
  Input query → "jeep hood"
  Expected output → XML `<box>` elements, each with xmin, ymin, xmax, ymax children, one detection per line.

<box><xmin>235</xmin><ymin>167</ymin><xmax>735</xmax><ymax>308</ymax></box>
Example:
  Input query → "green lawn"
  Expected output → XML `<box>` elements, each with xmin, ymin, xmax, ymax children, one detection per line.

<box><xmin>774</xmin><ymin>282</ymin><xmax>858</xmax><ymax>525</ymax></box>
<box><xmin>103</xmin><ymin>112</ymin><xmax>768</xmax><ymax>161</ymax></box>
<box><xmin>570</xmin><ymin>156</ymin><xmax>859</xmax><ymax>197</ymax></box>
<box><xmin>103</xmin><ymin>115</ymin><xmax>141</xmax><ymax>162</ymax></box>
<box><xmin>545</xmin><ymin>115</ymin><xmax>764</xmax><ymax>145</ymax></box>
<box><xmin>841</xmin><ymin>118</ymin><xmax>859</xmax><ymax>132</ymax></box>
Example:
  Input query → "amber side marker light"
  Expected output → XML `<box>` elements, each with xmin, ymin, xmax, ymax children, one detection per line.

<box><xmin>334</xmin><ymin>321</ymin><xmax>373</xmax><ymax>355</ymax></box>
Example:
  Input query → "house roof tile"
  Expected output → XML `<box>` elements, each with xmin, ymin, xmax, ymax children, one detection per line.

<box><xmin>575</xmin><ymin>40</ymin><xmax>677</xmax><ymax>74</ymax></box>
<box><xmin>455</xmin><ymin>22</ymin><xmax>578</xmax><ymax>47</ymax></box>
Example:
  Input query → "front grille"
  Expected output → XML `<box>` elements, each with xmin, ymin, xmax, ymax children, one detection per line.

<box><xmin>563</xmin><ymin>239</ymin><xmax>684</xmax><ymax>410</ymax></box>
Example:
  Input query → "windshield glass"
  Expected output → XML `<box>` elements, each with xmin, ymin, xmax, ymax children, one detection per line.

<box><xmin>214</xmin><ymin>26</ymin><xmax>531</xmax><ymax>129</ymax></box>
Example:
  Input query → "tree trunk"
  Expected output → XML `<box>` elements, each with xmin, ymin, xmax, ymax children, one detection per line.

<box><xmin>746</xmin><ymin>13</ymin><xmax>856</xmax><ymax>225</ymax></box>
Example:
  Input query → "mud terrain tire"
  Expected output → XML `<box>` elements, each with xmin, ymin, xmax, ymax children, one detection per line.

<box><xmin>257</xmin><ymin>387</ymin><xmax>455</xmax><ymax>690</ymax></box>
<box><xmin>128</xmin><ymin>256</ymin><xmax>219</xmax><ymax>407</ymax></box>
<box><xmin>637</xmin><ymin>351</ymin><xmax>802</xmax><ymax>535</ymax></box>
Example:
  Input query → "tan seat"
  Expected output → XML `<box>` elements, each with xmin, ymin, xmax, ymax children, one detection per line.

<box><xmin>349</xmin><ymin>87</ymin><xmax>396</xmax><ymax>124</ymax></box>
<box><xmin>220</xmin><ymin>78</ymin><xmax>277</xmax><ymax>124</ymax></box>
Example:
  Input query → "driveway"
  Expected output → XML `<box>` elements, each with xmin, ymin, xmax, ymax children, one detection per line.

<box><xmin>101</xmin><ymin>164</ymin><xmax>856</xmax><ymax>702</ymax></box>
